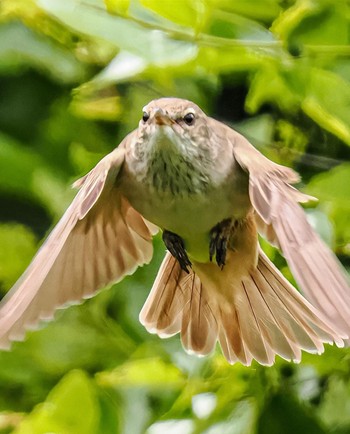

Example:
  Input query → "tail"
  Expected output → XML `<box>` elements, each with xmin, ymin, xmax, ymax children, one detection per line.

<box><xmin>140</xmin><ymin>249</ymin><xmax>346</xmax><ymax>366</ymax></box>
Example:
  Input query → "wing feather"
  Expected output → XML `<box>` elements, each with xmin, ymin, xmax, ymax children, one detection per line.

<box><xmin>230</xmin><ymin>129</ymin><xmax>350</xmax><ymax>336</ymax></box>
<box><xmin>0</xmin><ymin>134</ymin><xmax>155</xmax><ymax>348</ymax></box>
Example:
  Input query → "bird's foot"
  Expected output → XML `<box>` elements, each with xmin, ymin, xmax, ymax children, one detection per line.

<box><xmin>162</xmin><ymin>230</ymin><xmax>192</xmax><ymax>273</ymax></box>
<box><xmin>209</xmin><ymin>218</ymin><xmax>233</xmax><ymax>269</ymax></box>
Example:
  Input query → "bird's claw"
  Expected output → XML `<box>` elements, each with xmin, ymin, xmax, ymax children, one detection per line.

<box><xmin>209</xmin><ymin>219</ymin><xmax>233</xmax><ymax>269</ymax></box>
<box><xmin>162</xmin><ymin>230</ymin><xmax>192</xmax><ymax>273</ymax></box>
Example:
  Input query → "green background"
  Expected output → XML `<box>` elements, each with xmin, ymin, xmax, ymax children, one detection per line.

<box><xmin>0</xmin><ymin>0</ymin><xmax>350</xmax><ymax>433</ymax></box>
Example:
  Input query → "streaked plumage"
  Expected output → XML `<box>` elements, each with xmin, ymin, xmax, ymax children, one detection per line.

<box><xmin>0</xmin><ymin>97</ymin><xmax>349</xmax><ymax>365</ymax></box>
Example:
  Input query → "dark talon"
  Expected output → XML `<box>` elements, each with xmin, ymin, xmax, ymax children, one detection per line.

<box><xmin>209</xmin><ymin>218</ymin><xmax>233</xmax><ymax>269</ymax></box>
<box><xmin>162</xmin><ymin>230</ymin><xmax>192</xmax><ymax>273</ymax></box>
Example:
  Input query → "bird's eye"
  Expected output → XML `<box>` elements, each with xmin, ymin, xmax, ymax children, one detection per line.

<box><xmin>183</xmin><ymin>112</ymin><xmax>195</xmax><ymax>126</ymax></box>
<box><xmin>142</xmin><ymin>112</ymin><xmax>150</xmax><ymax>122</ymax></box>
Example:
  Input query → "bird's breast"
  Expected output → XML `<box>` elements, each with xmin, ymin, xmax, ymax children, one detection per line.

<box><xmin>147</xmin><ymin>150</ymin><xmax>212</xmax><ymax>196</ymax></box>
<box><xmin>120</xmin><ymin>147</ymin><xmax>251</xmax><ymax>261</ymax></box>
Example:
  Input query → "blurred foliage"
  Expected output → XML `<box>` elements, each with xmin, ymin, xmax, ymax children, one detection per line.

<box><xmin>0</xmin><ymin>0</ymin><xmax>349</xmax><ymax>433</ymax></box>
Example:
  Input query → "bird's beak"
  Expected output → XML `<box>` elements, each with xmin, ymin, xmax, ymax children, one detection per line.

<box><xmin>153</xmin><ymin>108</ymin><xmax>174</xmax><ymax>126</ymax></box>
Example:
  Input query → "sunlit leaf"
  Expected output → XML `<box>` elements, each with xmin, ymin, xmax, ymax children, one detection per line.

<box><xmin>70</xmin><ymin>93</ymin><xmax>122</xmax><ymax>121</ymax></box>
<box><xmin>13</xmin><ymin>370</ymin><xmax>99</xmax><ymax>434</ymax></box>
<box><xmin>245</xmin><ymin>60</ymin><xmax>301</xmax><ymax>114</ymax></box>
<box><xmin>207</xmin><ymin>9</ymin><xmax>275</xmax><ymax>42</ymax></box>
<box><xmin>272</xmin><ymin>0</ymin><xmax>348</xmax><ymax>47</ymax></box>
<box><xmin>296</xmin><ymin>345</ymin><xmax>350</xmax><ymax>377</ymax></box>
<box><xmin>247</xmin><ymin>61</ymin><xmax>350</xmax><ymax>146</ymax></box>
<box><xmin>141</xmin><ymin>0</ymin><xmax>207</xmax><ymax>30</ymax></box>
<box><xmin>213</xmin><ymin>0</ymin><xmax>281</xmax><ymax>24</ymax></box>
<box><xmin>37</xmin><ymin>0</ymin><xmax>197</xmax><ymax>65</ymax></box>
<box><xmin>104</xmin><ymin>0</ymin><xmax>130</xmax><ymax>16</ymax></box>
<box><xmin>97</xmin><ymin>357</ymin><xmax>185</xmax><ymax>389</ymax></box>
<box><xmin>302</xmin><ymin>68</ymin><xmax>350</xmax><ymax>146</ymax></box>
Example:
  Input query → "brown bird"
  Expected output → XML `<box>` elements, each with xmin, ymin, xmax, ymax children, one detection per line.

<box><xmin>0</xmin><ymin>98</ymin><xmax>349</xmax><ymax>366</ymax></box>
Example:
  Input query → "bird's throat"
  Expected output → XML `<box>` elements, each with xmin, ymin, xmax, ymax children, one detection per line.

<box><xmin>146</xmin><ymin>147</ymin><xmax>210</xmax><ymax>196</ymax></box>
<box><xmin>140</xmin><ymin>126</ymin><xmax>210</xmax><ymax>196</ymax></box>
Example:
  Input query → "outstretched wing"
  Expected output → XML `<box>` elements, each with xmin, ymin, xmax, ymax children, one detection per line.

<box><xmin>0</xmin><ymin>132</ymin><xmax>155</xmax><ymax>348</ymax></box>
<box><xmin>228</xmin><ymin>126</ymin><xmax>350</xmax><ymax>336</ymax></box>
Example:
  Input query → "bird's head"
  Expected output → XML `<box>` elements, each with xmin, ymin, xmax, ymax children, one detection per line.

<box><xmin>136</xmin><ymin>98</ymin><xmax>212</xmax><ymax>158</ymax></box>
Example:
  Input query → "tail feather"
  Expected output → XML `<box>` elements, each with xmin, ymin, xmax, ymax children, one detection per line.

<box><xmin>255</xmin><ymin>260</ymin><xmax>324</xmax><ymax>352</ymax></box>
<box><xmin>257</xmin><ymin>253</ymin><xmax>344</xmax><ymax>347</ymax></box>
<box><xmin>139</xmin><ymin>252</ymin><xmax>186</xmax><ymax>336</ymax></box>
<box><xmin>231</xmin><ymin>279</ymin><xmax>275</xmax><ymax>365</ymax></box>
<box><xmin>242</xmin><ymin>274</ymin><xmax>302</xmax><ymax>362</ymax></box>
<box><xmin>140</xmin><ymin>248</ymin><xmax>346</xmax><ymax>366</ymax></box>
<box><xmin>181</xmin><ymin>273</ymin><xmax>218</xmax><ymax>355</ymax></box>
<box><xmin>218</xmin><ymin>308</ymin><xmax>252</xmax><ymax>365</ymax></box>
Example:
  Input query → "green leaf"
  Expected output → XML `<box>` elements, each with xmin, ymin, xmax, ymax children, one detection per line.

<box><xmin>302</xmin><ymin>68</ymin><xmax>350</xmax><ymax>146</ymax></box>
<box><xmin>37</xmin><ymin>0</ymin><xmax>197</xmax><ymax>66</ymax></box>
<box><xmin>301</xmin><ymin>346</ymin><xmax>350</xmax><ymax>377</ymax></box>
<box><xmin>318</xmin><ymin>377</ymin><xmax>350</xmax><ymax>429</ymax></box>
<box><xmin>0</xmin><ymin>21</ymin><xmax>86</xmax><ymax>83</ymax></box>
<box><xmin>13</xmin><ymin>370</ymin><xmax>99</xmax><ymax>434</ymax></box>
<box><xmin>306</xmin><ymin>164</ymin><xmax>350</xmax><ymax>205</ymax></box>
<box><xmin>245</xmin><ymin>61</ymin><xmax>301</xmax><ymax>114</ymax></box>
<box><xmin>195</xmin><ymin>45</ymin><xmax>263</xmax><ymax>75</ymax></box>
<box><xmin>141</xmin><ymin>0</ymin><xmax>207</xmax><ymax>30</ymax></box>
<box><xmin>104</xmin><ymin>0</ymin><xmax>130</xmax><ymax>16</ymax></box>
<box><xmin>306</xmin><ymin>163</ymin><xmax>350</xmax><ymax>246</ymax></box>
<box><xmin>97</xmin><ymin>357</ymin><xmax>185</xmax><ymax>389</ymax></box>
<box><xmin>257</xmin><ymin>393</ymin><xmax>326</xmax><ymax>434</ymax></box>
<box><xmin>213</xmin><ymin>0</ymin><xmax>281</xmax><ymax>24</ymax></box>
<box><xmin>0</xmin><ymin>133</ymin><xmax>44</xmax><ymax>197</ymax></box>
<box><xmin>234</xmin><ymin>114</ymin><xmax>275</xmax><ymax>149</ymax></box>
<box><xmin>207</xmin><ymin>10</ymin><xmax>275</xmax><ymax>42</ymax></box>
<box><xmin>272</xmin><ymin>0</ymin><xmax>348</xmax><ymax>47</ymax></box>
<box><xmin>96</xmin><ymin>388</ymin><xmax>121</xmax><ymax>434</ymax></box>
<box><xmin>0</xmin><ymin>224</ymin><xmax>37</xmax><ymax>291</ymax></box>
<box><xmin>0</xmin><ymin>133</ymin><xmax>72</xmax><ymax>217</ymax></box>
<box><xmin>247</xmin><ymin>61</ymin><xmax>350</xmax><ymax>146</ymax></box>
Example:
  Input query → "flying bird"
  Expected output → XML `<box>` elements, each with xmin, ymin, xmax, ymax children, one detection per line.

<box><xmin>0</xmin><ymin>98</ymin><xmax>349</xmax><ymax>366</ymax></box>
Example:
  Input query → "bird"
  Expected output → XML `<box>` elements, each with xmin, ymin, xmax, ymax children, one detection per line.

<box><xmin>0</xmin><ymin>97</ymin><xmax>349</xmax><ymax>366</ymax></box>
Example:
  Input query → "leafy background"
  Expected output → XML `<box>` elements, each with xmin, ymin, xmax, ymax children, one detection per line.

<box><xmin>0</xmin><ymin>0</ymin><xmax>350</xmax><ymax>433</ymax></box>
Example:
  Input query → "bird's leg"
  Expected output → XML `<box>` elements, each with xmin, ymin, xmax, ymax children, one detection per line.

<box><xmin>209</xmin><ymin>218</ymin><xmax>233</xmax><ymax>268</ymax></box>
<box><xmin>162</xmin><ymin>230</ymin><xmax>192</xmax><ymax>273</ymax></box>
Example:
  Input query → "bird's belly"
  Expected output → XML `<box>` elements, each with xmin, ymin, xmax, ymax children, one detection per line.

<box><xmin>121</xmin><ymin>176</ymin><xmax>251</xmax><ymax>263</ymax></box>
